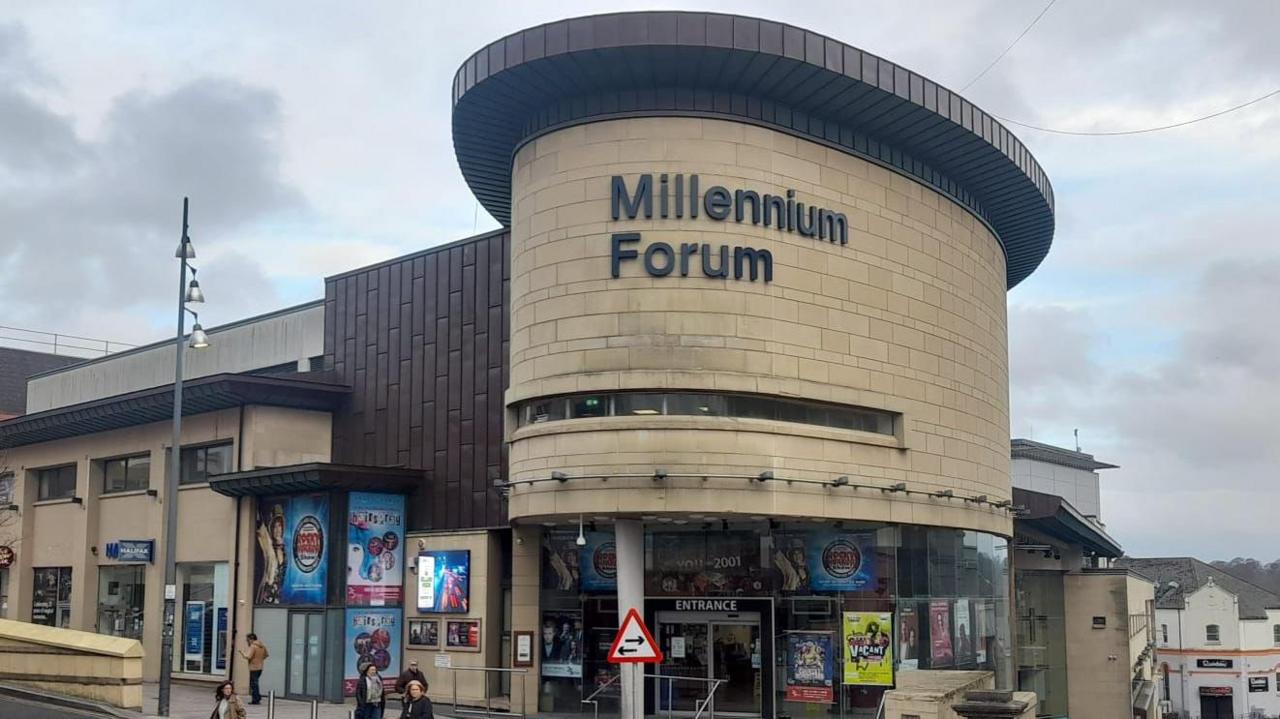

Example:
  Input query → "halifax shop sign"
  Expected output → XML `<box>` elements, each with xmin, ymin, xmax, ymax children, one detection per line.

<box><xmin>609</xmin><ymin>173</ymin><xmax>849</xmax><ymax>285</ymax></box>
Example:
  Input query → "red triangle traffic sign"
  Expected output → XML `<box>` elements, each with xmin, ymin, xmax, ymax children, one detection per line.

<box><xmin>608</xmin><ymin>608</ymin><xmax>663</xmax><ymax>663</ymax></box>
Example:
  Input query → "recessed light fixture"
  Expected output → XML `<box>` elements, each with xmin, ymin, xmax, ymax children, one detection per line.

<box><xmin>632</xmin><ymin>409</ymin><xmax>660</xmax><ymax>415</ymax></box>
<box><xmin>658</xmin><ymin>517</ymin><xmax>673</xmax><ymax>523</ymax></box>
<box><xmin>641</xmin><ymin>515</ymin><xmax>657</xmax><ymax>521</ymax></box>
<box><xmin>673</xmin><ymin>519</ymin><xmax>688</xmax><ymax>525</ymax></box>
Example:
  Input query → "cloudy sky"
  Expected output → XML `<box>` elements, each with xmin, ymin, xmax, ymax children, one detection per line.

<box><xmin>2</xmin><ymin>1</ymin><xmax>1277</xmax><ymax>559</ymax></box>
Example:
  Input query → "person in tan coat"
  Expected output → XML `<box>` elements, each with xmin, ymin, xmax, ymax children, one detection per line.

<box><xmin>239</xmin><ymin>633</ymin><xmax>269</xmax><ymax>704</ymax></box>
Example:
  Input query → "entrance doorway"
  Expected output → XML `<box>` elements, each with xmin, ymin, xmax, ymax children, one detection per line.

<box><xmin>1198</xmin><ymin>692</ymin><xmax>1233</xmax><ymax>719</ymax></box>
<box><xmin>286</xmin><ymin>611</ymin><xmax>325</xmax><ymax>698</ymax></box>
<box><xmin>655</xmin><ymin>612</ymin><xmax>762</xmax><ymax>717</ymax></box>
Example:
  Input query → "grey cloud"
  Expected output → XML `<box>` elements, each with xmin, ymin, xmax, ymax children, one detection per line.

<box><xmin>0</xmin><ymin>23</ymin><xmax>302</xmax><ymax>344</ymax></box>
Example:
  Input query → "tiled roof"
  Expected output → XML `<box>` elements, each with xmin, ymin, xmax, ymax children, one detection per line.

<box><xmin>1117</xmin><ymin>556</ymin><xmax>1280</xmax><ymax>620</ymax></box>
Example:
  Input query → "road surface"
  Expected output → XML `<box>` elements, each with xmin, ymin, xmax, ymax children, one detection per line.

<box><xmin>0</xmin><ymin>695</ymin><xmax>110</xmax><ymax>719</ymax></box>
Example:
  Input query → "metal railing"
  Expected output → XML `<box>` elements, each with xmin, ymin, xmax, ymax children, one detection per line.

<box><xmin>0</xmin><ymin>325</ymin><xmax>135</xmax><ymax>357</ymax></box>
<box><xmin>582</xmin><ymin>673</ymin><xmax>622</xmax><ymax>719</ymax></box>
<box><xmin>445</xmin><ymin>665</ymin><xmax>529</xmax><ymax>719</ymax></box>
<box><xmin>581</xmin><ymin>672</ymin><xmax>724</xmax><ymax>719</ymax></box>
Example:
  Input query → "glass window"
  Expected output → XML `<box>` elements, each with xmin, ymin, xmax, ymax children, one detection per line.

<box><xmin>1015</xmin><ymin>571</ymin><xmax>1068</xmax><ymax>716</ymax></box>
<box><xmin>0</xmin><ymin>569</ymin><xmax>8</xmax><ymax>618</ymax></box>
<box><xmin>1161</xmin><ymin>624</ymin><xmax>1168</xmax><ymax>643</ymax></box>
<box><xmin>35</xmin><ymin>465</ymin><xmax>76</xmax><ymax>501</ymax></box>
<box><xmin>97</xmin><ymin>565</ymin><xmax>145</xmax><ymax>640</ymax></box>
<box><xmin>517</xmin><ymin>391</ymin><xmax>897</xmax><ymax>434</ymax></box>
<box><xmin>569</xmin><ymin>395</ymin><xmax>607</xmax><ymax>418</ymax></box>
<box><xmin>1273</xmin><ymin>625</ymin><xmax>1280</xmax><ymax>646</ymax></box>
<box><xmin>1206</xmin><ymin>624</ymin><xmax>1219</xmax><ymax>643</ymax></box>
<box><xmin>612</xmin><ymin>393</ymin><xmax>663</xmax><ymax>416</ymax></box>
<box><xmin>179</xmin><ymin>443</ymin><xmax>234</xmax><ymax>485</ymax></box>
<box><xmin>102</xmin><ymin>454</ymin><xmax>151</xmax><ymax>494</ymax></box>
<box><xmin>176</xmin><ymin>562</ymin><xmax>230</xmax><ymax>674</ymax></box>
<box><xmin>32</xmin><ymin>567</ymin><xmax>72</xmax><ymax>627</ymax></box>
<box><xmin>0</xmin><ymin>473</ymin><xmax>13</xmax><ymax>505</ymax></box>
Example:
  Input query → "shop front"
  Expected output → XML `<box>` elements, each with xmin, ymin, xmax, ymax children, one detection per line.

<box><xmin>210</xmin><ymin>463</ymin><xmax>420</xmax><ymax>702</ymax></box>
<box><xmin>537</xmin><ymin>522</ymin><xmax>1010</xmax><ymax>718</ymax></box>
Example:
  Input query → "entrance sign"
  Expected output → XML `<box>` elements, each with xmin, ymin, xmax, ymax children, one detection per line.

<box><xmin>607</xmin><ymin>608</ymin><xmax>662</xmax><ymax>663</ymax></box>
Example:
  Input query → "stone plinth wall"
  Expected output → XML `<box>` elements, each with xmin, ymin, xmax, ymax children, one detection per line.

<box><xmin>0</xmin><ymin>618</ymin><xmax>143</xmax><ymax>709</ymax></box>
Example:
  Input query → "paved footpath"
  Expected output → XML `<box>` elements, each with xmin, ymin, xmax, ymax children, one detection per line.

<box><xmin>132</xmin><ymin>682</ymin><xmax>359</xmax><ymax>719</ymax></box>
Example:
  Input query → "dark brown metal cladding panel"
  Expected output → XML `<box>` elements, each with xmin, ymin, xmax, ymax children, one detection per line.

<box><xmin>324</xmin><ymin>282</ymin><xmax>336</xmax><ymax>359</ymax></box>
<box><xmin>387</xmin><ymin>263</ymin><xmax>402</xmax><ymax>331</ymax></box>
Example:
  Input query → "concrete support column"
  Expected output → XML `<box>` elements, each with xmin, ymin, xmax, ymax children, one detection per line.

<box><xmin>511</xmin><ymin>524</ymin><xmax>542</xmax><ymax>714</ymax></box>
<box><xmin>615</xmin><ymin>519</ymin><xmax>644</xmax><ymax>719</ymax></box>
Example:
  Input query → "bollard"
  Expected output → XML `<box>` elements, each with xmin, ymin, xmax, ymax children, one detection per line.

<box><xmin>268</xmin><ymin>691</ymin><xmax>275</xmax><ymax>719</ymax></box>
<box><xmin>310</xmin><ymin>699</ymin><xmax>319</xmax><ymax>719</ymax></box>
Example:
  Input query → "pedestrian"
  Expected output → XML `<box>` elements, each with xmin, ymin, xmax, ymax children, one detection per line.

<box><xmin>210</xmin><ymin>681</ymin><xmax>246</xmax><ymax>719</ymax></box>
<box><xmin>238</xmin><ymin>632</ymin><xmax>269</xmax><ymax>705</ymax></box>
<box><xmin>400</xmin><ymin>679</ymin><xmax>433</xmax><ymax>719</ymax></box>
<box><xmin>356</xmin><ymin>662</ymin><xmax>387</xmax><ymax>719</ymax></box>
<box><xmin>395</xmin><ymin>659</ymin><xmax>427</xmax><ymax>695</ymax></box>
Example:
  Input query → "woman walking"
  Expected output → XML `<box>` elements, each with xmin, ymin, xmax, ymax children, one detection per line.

<box><xmin>400</xmin><ymin>679</ymin><xmax>434</xmax><ymax>719</ymax></box>
<box><xmin>210</xmin><ymin>681</ymin><xmax>246</xmax><ymax>719</ymax></box>
<box><xmin>356</xmin><ymin>662</ymin><xmax>388</xmax><ymax>719</ymax></box>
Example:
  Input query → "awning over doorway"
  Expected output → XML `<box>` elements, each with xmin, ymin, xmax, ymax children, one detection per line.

<box><xmin>208</xmin><ymin>462</ymin><xmax>423</xmax><ymax>497</ymax></box>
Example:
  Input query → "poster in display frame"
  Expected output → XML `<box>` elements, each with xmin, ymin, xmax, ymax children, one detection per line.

<box><xmin>785</xmin><ymin>632</ymin><xmax>835</xmax><ymax>703</ymax></box>
<box><xmin>408</xmin><ymin>618</ymin><xmax>439</xmax><ymax>648</ymax></box>
<box><xmin>416</xmin><ymin>550</ymin><xmax>470</xmax><ymax>613</ymax></box>
<box><xmin>540</xmin><ymin>610</ymin><xmax>584</xmax><ymax>676</ymax></box>
<box><xmin>897</xmin><ymin>605</ymin><xmax>920</xmax><ymax>669</ymax></box>
<box><xmin>842</xmin><ymin>612</ymin><xmax>893</xmax><ymax>686</ymax></box>
<box><xmin>345</xmin><ymin>492</ymin><xmax>405</xmax><ymax>606</ymax></box>
<box><xmin>513</xmin><ymin>630</ymin><xmax>535</xmax><ymax>668</ymax></box>
<box><xmin>342</xmin><ymin>608</ymin><xmax>401</xmax><ymax>696</ymax></box>
<box><xmin>806</xmin><ymin>531</ymin><xmax>877</xmax><ymax>592</ymax></box>
<box><xmin>254</xmin><ymin>494</ymin><xmax>329</xmax><ymax>606</ymax></box>
<box><xmin>183</xmin><ymin>601</ymin><xmax>205</xmax><ymax>671</ymax></box>
<box><xmin>579</xmin><ymin>531</ymin><xmax>617</xmax><ymax>592</ymax></box>
<box><xmin>445</xmin><ymin>618</ymin><xmax>482</xmax><ymax>652</ymax></box>
<box><xmin>929</xmin><ymin>600</ymin><xmax>953</xmax><ymax>667</ymax></box>
<box><xmin>953</xmin><ymin>600</ymin><xmax>972</xmax><ymax>664</ymax></box>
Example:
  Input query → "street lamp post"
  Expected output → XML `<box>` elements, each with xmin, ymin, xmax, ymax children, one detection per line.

<box><xmin>157</xmin><ymin>197</ymin><xmax>209</xmax><ymax>716</ymax></box>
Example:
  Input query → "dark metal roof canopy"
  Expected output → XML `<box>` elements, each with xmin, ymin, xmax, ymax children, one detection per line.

<box><xmin>452</xmin><ymin>11</ymin><xmax>1055</xmax><ymax>287</ymax></box>
<box><xmin>1013</xmin><ymin>487</ymin><xmax>1124</xmax><ymax>558</ymax></box>
<box><xmin>0</xmin><ymin>373</ymin><xmax>349</xmax><ymax>449</ymax></box>
<box><xmin>1011</xmin><ymin>438</ymin><xmax>1119</xmax><ymax>471</ymax></box>
<box><xmin>208</xmin><ymin>462</ymin><xmax>425</xmax><ymax>498</ymax></box>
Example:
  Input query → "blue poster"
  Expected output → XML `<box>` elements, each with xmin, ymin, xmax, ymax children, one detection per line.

<box><xmin>807</xmin><ymin>531</ymin><xmax>876</xmax><ymax>592</ymax></box>
<box><xmin>415</xmin><ymin>550</ymin><xmax>470</xmax><ymax>613</ymax></box>
<box><xmin>346</xmin><ymin>492</ymin><xmax>406</xmax><ymax>606</ymax></box>
<box><xmin>184</xmin><ymin>602</ymin><xmax>205</xmax><ymax>660</ymax></box>
<box><xmin>343</xmin><ymin>608</ymin><xmax>401</xmax><ymax>697</ymax></box>
<box><xmin>216</xmin><ymin>608</ymin><xmax>227</xmax><ymax>670</ymax></box>
<box><xmin>282</xmin><ymin>494</ymin><xmax>329</xmax><ymax>604</ymax></box>
<box><xmin>579</xmin><ymin>531</ymin><xmax>616</xmax><ymax>592</ymax></box>
<box><xmin>786</xmin><ymin>632</ymin><xmax>835</xmax><ymax>702</ymax></box>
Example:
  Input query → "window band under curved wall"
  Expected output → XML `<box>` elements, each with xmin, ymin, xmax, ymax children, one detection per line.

<box><xmin>516</xmin><ymin>391</ymin><xmax>896</xmax><ymax>435</ymax></box>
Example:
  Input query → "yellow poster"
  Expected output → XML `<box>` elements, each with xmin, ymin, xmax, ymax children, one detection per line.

<box><xmin>842</xmin><ymin>612</ymin><xmax>893</xmax><ymax>686</ymax></box>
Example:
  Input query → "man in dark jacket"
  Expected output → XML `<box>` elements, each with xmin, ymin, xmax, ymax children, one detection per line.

<box><xmin>395</xmin><ymin>660</ymin><xmax>428</xmax><ymax>695</ymax></box>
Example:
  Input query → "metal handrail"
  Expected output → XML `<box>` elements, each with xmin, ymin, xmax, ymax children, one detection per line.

<box><xmin>644</xmin><ymin>673</ymin><xmax>724</xmax><ymax>719</ymax></box>
<box><xmin>445</xmin><ymin>665</ymin><xmax>529</xmax><ymax>719</ymax></box>
<box><xmin>582</xmin><ymin>673</ymin><xmax>622</xmax><ymax>719</ymax></box>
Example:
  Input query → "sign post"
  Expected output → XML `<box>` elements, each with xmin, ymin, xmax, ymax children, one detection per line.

<box><xmin>607</xmin><ymin>608</ymin><xmax>662</xmax><ymax>664</ymax></box>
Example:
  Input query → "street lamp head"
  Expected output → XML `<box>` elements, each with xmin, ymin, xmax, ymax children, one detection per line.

<box><xmin>174</xmin><ymin>237</ymin><xmax>195</xmax><ymax>259</ymax></box>
<box><xmin>185</xmin><ymin>279</ymin><xmax>205</xmax><ymax>304</ymax></box>
<box><xmin>188</xmin><ymin>323</ymin><xmax>210</xmax><ymax>349</ymax></box>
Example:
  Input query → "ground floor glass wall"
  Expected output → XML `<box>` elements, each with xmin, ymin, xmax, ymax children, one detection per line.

<box><xmin>174</xmin><ymin>562</ymin><xmax>230</xmax><ymax>674</ymax></box>
<box><xmin>0</xmin><ymin>568</ymin><xmax>8</xmax><ymax>618</ymax></box>
<box><xmin>1013</xmin><ymin>571</ymin><xmax>1067</xmax><ymax>718</ymax></box>
<box><xmin>96</xmin><ymin>565</ymin><xmax>146</xmax><ymax>639</ymax></box>
<box><xmin>538</xmin><ymin>521</ymin><xmax>1011</xmax><ymax>717</ymax></box>
<box><xmin>32</xmin><ymin>566</ymin><xmax>72</xmax><ymax>627</ymax></box>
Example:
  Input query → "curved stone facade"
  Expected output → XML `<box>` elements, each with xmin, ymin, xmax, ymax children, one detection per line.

<box><xmin>506</xmin><ymin>117</ymin><xmax>1012</xmax><ymax>535</ymax></box>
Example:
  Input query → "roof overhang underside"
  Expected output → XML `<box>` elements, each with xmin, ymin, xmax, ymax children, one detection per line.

<box><xmin>1014</xmin><ymin>487</ymin><xmax>1124</xmax><ymax>558</ymax></box>
<box><xmin>452</xmin><ymin>11</ymin><xmax>1056</xmax><ymax>287</ymax></box>
<box><xmin>208</xmin><ymin>463</ymin><xmax>424</xmax><ymax>498</ymax></box>
<box><xmin>0</xmin><ymin>373</ymin><xmax>349</xmax><ymax>449</ymax></box>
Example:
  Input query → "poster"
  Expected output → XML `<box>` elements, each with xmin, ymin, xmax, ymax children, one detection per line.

<box><xmin>255</xmin><ymin>494</ymin><xmax>329</xmax><ymax>605</ymax></box>
<box><xmin>579</xmin><ymin>531</ymin><xmax>617</xmax><ymax>592</ymax></box>
<box><xmin>446</xmin><ymin>619</ymin><xmax>481</xmax><ymax>650</ymax></box>
<box><xmin>808</xmin><ymin>531</ymin><xmax>876</xmax><ymax>592</ymax></box>
<box><xmin>416</xmin><ymin>550</ymin><xmax>470</xmax><ymax>613</ymax></box>
<box><xmin>346</xmin><ymin>492</ymin><xmax>405</xmax><ymax>606</ymax></box>
<box><xmin>785</xmin><ymin>633</ymin><xmax>834</xmax><ymax>703</ymax></box>
<box><xmin>542</xmin><ymin>533</ymin><xmax>580</xmax><ymax>590</ymax></box>
<box><xmin>929</xmin><ymin>601</ymin><xmax>953</xmax><ymax>666</ymax></box>
<box><xmin>408</xmin><ymin>619</ymin><xmax>439</xmax><ymax>647</ymax></box>
<box><xmin>648</xmin><ymin>531</ymin><xmax>765</xmax><ymax>595</ymax></box>
<box><xmin>216</xmin><ymin>608</ymin><xmax>228</xmax><ymax>670</ymax></box>
<box><xmin>974</xmin><ymin>600</ymin><xmax>991</xmax><ymax>664</ymax></box>
<box><xmin>842</xmin><ymin>612</ymin><xmax>893</xmax><ymax>686</ymax></box>
<box><xmin>343</xmin><ymin>608</ymin><xmax>401</xmax><ymax>696</ymax></box>
<box><xmin>954</xmin><ymin>600</ymin><xmax>972</xmax><ymax>664</ymax></box>
<box><xmin>541</xmin><ymin>610</ymin><xmax>584</xmax><ymax>677</ymax></box>
<box><xmin>897</xmin><ymin>605</ymin><xmax>919</xmax><ymax>669</ymax></box>
<box><xmin>184</xmin><ymin>602</ymin><xmax>205</xmax><ymax>668</ymax></box>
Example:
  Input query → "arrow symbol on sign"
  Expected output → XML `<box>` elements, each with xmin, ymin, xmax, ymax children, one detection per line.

<box><xmin>625</xmin><ymin>637</ymin><xmax>645</xmax><ymax>645</ymax></box>
<box><xmin>617</xmin><ymin>646</ymin><xmax>637</xmax><ymax>654</ymax></box>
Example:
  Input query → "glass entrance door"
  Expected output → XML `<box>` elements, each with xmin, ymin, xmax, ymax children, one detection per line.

<box><xmin>710</xmin><ymin>623</ymin><xmax>761</xmax><ymax>715</ymax></box>
<box><xmin>287</xmin><ymin>612</ymin><xmax>324</xmax><ymax>698</ymax></box>
<box><xmin>656</xmin><ymin>613</ymin><xmax>762</xmax><ymax>717</ymax></box>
